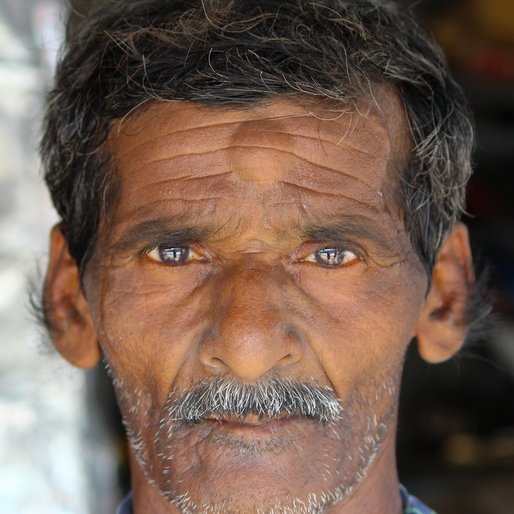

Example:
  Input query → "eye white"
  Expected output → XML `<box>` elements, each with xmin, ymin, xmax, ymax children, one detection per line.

<box><xmin>306</xmin><ymin>248</ymin><xmax>358</xmax><ymax>267</ymax></box>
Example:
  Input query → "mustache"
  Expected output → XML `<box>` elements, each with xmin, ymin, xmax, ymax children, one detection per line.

<box><xmin>165</xmin><ymin>377</ymin><xmax>341</xmax><ymax>425</ymax></box>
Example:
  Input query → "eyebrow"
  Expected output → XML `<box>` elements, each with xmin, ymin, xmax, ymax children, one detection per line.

<box><xmin>110</xmin><ymin>215</ymin><xmax>399</xmax><ymax>257</ymax></box>
<box><xmin>111</xmin><ymin>217</ymin><xmax>215</xmax><ymax>252</ymax></box>
<box><xmin>300</xmin><ymin>217</ymin><xmax>398</xmax><ymax>256</ymax></box>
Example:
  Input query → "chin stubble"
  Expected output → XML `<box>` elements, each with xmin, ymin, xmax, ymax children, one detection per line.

<box><xmin>110</xmin><ymin>372</ymin><xmax>399</xmax><ymax>514</ymax></box>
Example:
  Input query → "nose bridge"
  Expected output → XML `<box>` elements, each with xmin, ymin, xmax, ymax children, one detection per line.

<box><xmin>227</xmin><ymin>263</ymin><xmax>278</xmax><ymax>320</ymax></box>
<box><xmin>201</xmin><ymin>262</ymin><xmax>301</xmax><ymax>380</ymax></box>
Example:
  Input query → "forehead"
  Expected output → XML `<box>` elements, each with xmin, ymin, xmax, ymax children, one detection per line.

<box><xmin>106</xmin><ymin>91</ymin><xmax>409</xmax><ymax>238</ymax></box>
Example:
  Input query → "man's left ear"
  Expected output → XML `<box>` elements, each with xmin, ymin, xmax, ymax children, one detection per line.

<box><xmin>415</xmin><ymin>222</ymin><xmax>474</xmax><ymax>363</ymax></box>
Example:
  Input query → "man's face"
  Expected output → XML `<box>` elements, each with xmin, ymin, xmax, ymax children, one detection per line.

<box><xmin>83</xmin><ymin>94</ymin><xmax>427</xmax><ymax>512</ymax></box>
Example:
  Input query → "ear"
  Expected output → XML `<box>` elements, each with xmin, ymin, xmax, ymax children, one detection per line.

<box><xmin>415</xmin><ymin>222</ymin><xmax>474</xmax><ymax>363</ymax></box>
<box><xmin>44</xmin><ymin>224</ymin><xmax>101</xmax><ymax>368</ymax></box>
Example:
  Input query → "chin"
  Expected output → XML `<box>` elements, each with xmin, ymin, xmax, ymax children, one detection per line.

<box><xmin>134</xmin><ymin>411</ymin><xmax>392</xmax><ymax>514</ymax></box>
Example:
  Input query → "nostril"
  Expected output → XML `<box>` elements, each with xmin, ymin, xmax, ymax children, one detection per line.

<box><xmin>279</xmin><ymin>352</ymin><xmax>294</xmax><ymax>365</ymax></box>
<box><xmin>201</xmin><ymin>354</ymin><xmax>230</xmax><ymax>374</ymax></box>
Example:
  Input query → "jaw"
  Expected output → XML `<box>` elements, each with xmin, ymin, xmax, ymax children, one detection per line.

<box><xmin>128</xmin><ymin>424</ymin><xmax>401</xmax><ymax>514</ymax></box>
<box><xmin>126</xmin><ymin>397</ymin><xmax>401</xmax><ymax>514</ymax></box>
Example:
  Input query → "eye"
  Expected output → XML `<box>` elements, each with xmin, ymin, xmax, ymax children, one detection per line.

<box><xmin>305</xmin><ymin>247</ymin><xmax>359</xmax><ymax>267</ymax></box>
<box><xmin>146</xmin><ymin>245</ymin><xmax>204</xmax><ymax>265</ymax></box>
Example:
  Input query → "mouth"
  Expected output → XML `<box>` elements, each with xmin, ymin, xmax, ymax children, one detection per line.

<box><xmin>166</xmin><ymin>413</ymin><xmax>331</xmax><ymax>459</ymax></box>
<box><xmin>201</xmin><ymin>413</ymin><xmax>302</xmax><ymax>434</ymax></box>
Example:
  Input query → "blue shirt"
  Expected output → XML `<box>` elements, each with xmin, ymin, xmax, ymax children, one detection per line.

<box><xmin>400</xmin><ymin>484</ymin><xmax>437</xmax><ymax>514</ymax></box>
<box><xmin>117</xmin><ymin>486</ymin><xmax>436</xmax><ymax>513</ymax></box>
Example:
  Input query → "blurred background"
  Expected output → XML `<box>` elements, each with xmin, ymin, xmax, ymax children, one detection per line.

<box><xmin>0</xmin><ymin>0</ymin><xmax>512</xmax><ymax>513</ymax></box>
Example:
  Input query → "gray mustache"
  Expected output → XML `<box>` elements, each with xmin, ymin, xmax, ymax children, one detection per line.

<box><xmin>166</xmin><ymin>377</ymin><xmax>341</xmax><ymax>425</ymax></box>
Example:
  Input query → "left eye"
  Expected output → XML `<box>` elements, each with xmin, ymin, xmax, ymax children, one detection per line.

<box><xmin>147</xmin><ymin>246</ymin><xmax>203</xmax><ymax>265</ymax></box>
<box><xmin>305</xmin><ymin>248</ymin><xmax>358</xmax><ymax>267</ymax></box>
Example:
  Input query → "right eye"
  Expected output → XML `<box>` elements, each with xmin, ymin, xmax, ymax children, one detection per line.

<box><xmin>146</xmin><ymin>245</ymin><xmax>204</xmax><ymax>265</ymax></box>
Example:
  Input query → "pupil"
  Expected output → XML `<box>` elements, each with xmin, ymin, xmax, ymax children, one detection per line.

<box><xmin>160</xmin><ymin>247</ymin><xmax>188</xmax><ymax>263</ymax></box>
<box><xmin>317</xmin><ymin>248</ymin><xmax>342</xmax><ymax>266</ymax></box>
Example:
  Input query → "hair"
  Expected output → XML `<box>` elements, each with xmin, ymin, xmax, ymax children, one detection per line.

<box><xmin>41</xmin><ymin>0</ymin><xmax>475</xmax><ymax>275</ymax></box>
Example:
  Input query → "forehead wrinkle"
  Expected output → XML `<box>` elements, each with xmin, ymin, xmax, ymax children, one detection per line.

<box><xmin>120</xmin><ymin>147</ymin><xmax>383</xmax><ymax>201</ymax></box>
<box><xmin>110</xmin><ymin>108</ymin><xmax>397</xmax><ymax>194</ymax></box>
<box><xmin>116</xmin><ymin>141</ymin><xmax>375</xmax><ymax>188</ymax></box>
<box><xmin>124</xmin><ymin>161</ymin><xmax>232</xmax><ymax>183</ymax></box>
<box><xmin>117</xmin><ymin>198</ymin><xmax>224</xmax><ymax>217</ymax></box>
<box><xmin>230</xmin><ymin>128</ymin><xmax>378</xmax><ymax>155</ymax></box>
<box><xmin>127</xmin><ymin>123</ymin><xmax>377</xmax><ymax>159</ymax></box>
<box><xmin>284</xmin><ymin>160</ymin><xmax>381</xmax><ymax>195</ymax></box>
<box><xmin>112</xmin><ymin>107</ymin><xmax>389</xmax><ymax>166</ymax></box>
<box><xmin>116</xmin><ymin>169</ymin><xmax>240</xmax><ymax>209</ymax></box>
<box><xmin>279</xmin><ymin>181</ymin><xmax>382</xmax><ymax>211</ymax></box>
<box><xmin>120</xmin><ymin>139</ymin><xmax>380</xmax><ymax>182</ymax></box>
<box><xmin>112</xmin><ymin>103</ymin><xmax>318</xmax><ymax>156</ymax></box>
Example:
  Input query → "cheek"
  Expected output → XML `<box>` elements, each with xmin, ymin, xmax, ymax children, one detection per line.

<box><xmin>294</xmin><ymin>264</ymin><xmax>425</xmax><ymax>385</ymax></box>
<box><xmin>86</xmin><ymin>263</ymin><xmax>212</xmax><ymax>403</ymax></box>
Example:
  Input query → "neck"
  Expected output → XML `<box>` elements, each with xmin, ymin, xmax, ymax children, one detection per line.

<box><xmin>326</xmin><ymin>428</ymin><xmax>402</xmax><ymax>514</ymax></box>
<box><xmin>130</xmin><ymin>428</ymin><xmax>402</xmax><ymax>514</ymax></box>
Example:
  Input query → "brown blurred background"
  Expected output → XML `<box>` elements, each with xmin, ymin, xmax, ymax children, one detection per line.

<box><xmin>0</xmin><ymin>1</ymin><xmax>512</xmax><ymax>513</ymax></box>
<box><xmin>397</xmin><ymin>1</ymin><xmax>514</xmax><ymax>512</ymax></box>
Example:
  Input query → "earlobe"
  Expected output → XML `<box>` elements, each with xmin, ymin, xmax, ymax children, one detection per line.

<box><xmin>415</xmin><ymin>222</ymin><xmax>474</xmax><ymax>363</ymax></box>
<box><xmin>44</xmin><ymin>224</ymin><xmax>101</xmax><ymax>368</ymax></box>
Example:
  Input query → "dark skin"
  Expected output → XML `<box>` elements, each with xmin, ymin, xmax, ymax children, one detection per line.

<box><xmin>45</xmin><ymin>91</ymin><xmax>474</xmax><ymax>513</ymax></box>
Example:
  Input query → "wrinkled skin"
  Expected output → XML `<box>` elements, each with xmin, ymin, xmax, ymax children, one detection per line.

<box><xmin>81</xmin><ymin>91</ymin><xmax>425</xmax><ymax>513</ymax></box>
<box><xmin>47</xmin><ymin>91</ymin><xmax>472</xmax><ymax>513</ymax></box>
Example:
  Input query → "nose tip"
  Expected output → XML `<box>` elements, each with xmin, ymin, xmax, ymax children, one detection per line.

<box><xmin>200</xmin><ymin>326</ymin><xmax>300</xmax><ymax>381</ymax></box>
<box><xmin>198</xmin><ymin>266</ymin><xmax>302</xmax><ymax>381</ymax></box>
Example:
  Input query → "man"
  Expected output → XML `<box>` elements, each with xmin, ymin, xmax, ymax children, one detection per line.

<box><xmin>40</xmin><ymin>0</ymin><xmax>481</xmax><ymax>512</ymax></box>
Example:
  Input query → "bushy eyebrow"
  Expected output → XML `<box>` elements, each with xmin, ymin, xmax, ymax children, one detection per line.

<box><xmin>300</xmin><ymin>217</ymin><xmax>399</xmax><ymax>256</ymax></box>
<box><xmin>111</xmin><ymin>217</ymin><xmax>214</xmax><ymax>252</ymax></box>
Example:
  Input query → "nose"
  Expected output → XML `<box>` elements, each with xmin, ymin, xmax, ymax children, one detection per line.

<box><xmin>199</xmin><ymin>263</ymin><xmax>303</xmax><ymax>381</ymax></box>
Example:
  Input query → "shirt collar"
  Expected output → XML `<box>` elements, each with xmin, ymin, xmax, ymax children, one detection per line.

<box><xmin>116</xmin><ymin>492</ymin><xmax>133</xmax><ymax>514</ymax></box>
